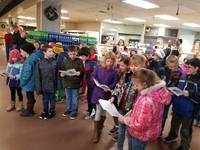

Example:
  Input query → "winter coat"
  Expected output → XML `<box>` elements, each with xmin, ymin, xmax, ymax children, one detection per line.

<box><xmin>84</xmin><ymin>59</ymin><xmax>96</xmax><ymax>88</ymax></box>
<box><xmin>35</xmin><ymin>50</ymin><xmax>44</xmax><ymax>60</ymax></box>
<box><xmin>35</xmin><ymin>57</ymin><xmax>61</xmax><ymax>94</ymax></box>
<box><xmin>172</xmin><ymin>73</ymin><xmax>200</xmax><ymax>118</ymax></box>
<box><xmin>12</xmin><ymin>31</ymin><xmax>20</xmax><ymax>45</ymax></box>
<box><xmin>6</xmin><ymin>62</ymin><xmax>23</xmax><ymax>87</ymax></box>
<box><xmin>147</xmin><ymin>59</ymin><xmax>165</xmax><ymax>73</ymax></box>
<box><xmin>4</xmin><ymin>33</ymin><xmax>13</xmax><ymax>46</ymax></box>
<box><xmin>20</xmin><ymin>53</ymin><xmax>39</xmax><ymax>92</ymax></box>
<box><xmin>112</xmin><ymin>71</ymin><xmax>137</xmax><ymax>112</ymax></box>
<box><xmin>61</xmin><ymin>57</ymin><xmax>84</xmax><ymax>89</ymax></box>
<box><xmin>157</xmin><ymin>66</ymin><xmax>181</xmax><ymax>87</ymax></box>
<box><xmin>17</xmin><ymin>37</ymin><xmax>27</xmax><ymax>50</ymax></box>
<box><xmin>124</xmin><ymin>81</ymin><xmax>171</xmax><ymax>142</ymax></box>
<box><xmin>56</xmin><ymin>52</ymin><xmax>68</xmax><ymax>69</ymax></box>
<box><xmin>91</xmin><ymin>65</ymin><xmax>118</xmax><ymax>104</ymax></box>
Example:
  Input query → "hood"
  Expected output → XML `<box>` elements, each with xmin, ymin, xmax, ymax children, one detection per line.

<box><xmin>188</xmin><ymin>72</ymin><xmax>200</xmax><ymax>84</ymax></box>
<box><xmin>88</xmin><ymin>54</ymin><xmax>97</xmax><ymax>61</ymax></box>
<box><xmin>141</xmin><ymin>80</ymin><xmax>171</xmax><ymax>105</ymax></box>
<box><xmin>27</xmin><ymin>53</ymin><xmax>40</xmax><ymax>63</ymax></box>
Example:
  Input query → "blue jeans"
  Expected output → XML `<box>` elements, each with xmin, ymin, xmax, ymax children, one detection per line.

<box><xmin>43</xmin><ymin>92</ymin><xmax>56</xmax><ymax>113</ymax></box>
<box><xmin>65</xmin><ymin>88</ymin><xmax>79</xmax><ymax>114</ymax></box>
<box><xmin>127</xmin><ymin>132</ymin><xmax>147</xmax><ymax>150</ymax></box>
<box><xmin>5</xmin><ymin>45</ymin><xmax>12</xmax><ymax>61</ymax></box>
<box><xmin>117</xmin><ymin>109</ymin><xmax>127</xmax><ymax>150</ymax></box>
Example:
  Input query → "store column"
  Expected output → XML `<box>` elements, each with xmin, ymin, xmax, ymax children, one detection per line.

<box><xmin>36</xmin><ymin>1</ymin><xmax>61</xmax><ymax>32</ymax></box>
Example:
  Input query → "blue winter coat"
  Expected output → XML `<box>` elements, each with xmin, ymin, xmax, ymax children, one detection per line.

<box><xmin>91</xmin><ymin>65</ymin><xmax>118</xmax><ymax>104</ymax></box>
<box><xmin>20</xmin><ymin>53</ymin><xmax>39</xmax><ymax>92</ymax></box>
<box><xmin>172</xmin><ymin>73</ymin><xmax>200</xmax><ymax>118</ymax></box>
<box><xmin>6</xmin><ymin>62</ymin><xmax>23</xmax><ymax>87</ymax></box>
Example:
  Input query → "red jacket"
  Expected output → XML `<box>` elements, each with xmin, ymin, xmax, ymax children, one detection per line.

<box><xmin>124</xmin><ymin>81</ymin><xmax>171</xmax><ymax>142</ymax></box>
<box><xmin>4</xmin><ymin>33</ymin><xmax>13</xmax><ymax>46</ymax></box>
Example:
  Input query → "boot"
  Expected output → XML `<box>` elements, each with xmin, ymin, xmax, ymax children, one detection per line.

<box><xmin>93</xmin><ymin>120</ymin><xmax>101</xmax><ymax>143</ymax></box>
<box><xmin>16</xmin><ymin>101</ymin><xmax>23</xmax><ymax>112</ymax></box>
<box><xmin>7</xmin><ymin>101</ymin><xmax>15</xmax><ymax>112</ymax></box>
<box><xmin>99</xmin><ymin>116</ymin><xmax>106</xmax><ymax>134</ymax></box>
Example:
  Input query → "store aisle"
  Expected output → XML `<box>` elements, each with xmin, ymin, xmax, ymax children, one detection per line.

<box><xmin>0</xmin><ymin>46</ymin><xmax>199</xmax><ymax>150</ymax></box>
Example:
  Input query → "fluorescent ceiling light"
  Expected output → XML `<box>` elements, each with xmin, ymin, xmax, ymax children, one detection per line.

<box><xmin>124</xmin><ymin>17</ymin><xmax>146</xmax><ymax>22</ymax></box>
<box><xmin>154</xmin><ymin>15</ymin><xmax>179</xmax><ymax>20</ymax></box>
<box><xmin>18</xmin><ymin>20</ymin><xmax>24</xmax><ymax>23</ymax></box>
<box><xmin>17</xmin><ymin>16</ymin><xmax>36</xmax><ymax>20</ymax></box>
<box><xmin>61</xmin><ymin>10</ymin><xmax>68</xmax><ymax>13</ymax></box>
<box><xmin>103</xmin><ymin>19</ymin><xmax>123</xmax><ymax>24</ymax></box>
<box><xmin>123</xmin><ymin>0</ymin><xmax>159</xmax><ymax>9</ymax></box>
<box><xmin>154</xmin><ymin>24</ymin><xmax>171</xmax><ymax>28</ymax></box>
<box><xmin>61</xmin><ymin>16</ymin><xmax>70</xmax><ymax>20</ymax></box>
<box><xmin>183</xmin><ymin>23</ymin><xmax>200</xmax><ymax>27</ymax></box>
<box><xmin>109</xmin><ymin>29</ymin><xmax>117</xmax><ymax>31</ymax></box>
<box><xmin>25</xmin><ymin>23</ymin><xmax>36</xmax><ymax>27</ymax></box>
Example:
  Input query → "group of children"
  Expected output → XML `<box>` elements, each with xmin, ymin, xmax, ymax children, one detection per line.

<box><xmin>4</xmin><ymin>40</ymin><xmax>200</xmax><ymax>150</ymax></box>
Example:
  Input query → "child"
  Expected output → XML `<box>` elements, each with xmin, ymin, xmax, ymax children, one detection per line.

<box><xmin>53</xmin><ymin>42</ymin><xmax>67</xmax><ymax>102</ymax></box>
<box><xmin>33</xmin><ymin>40</ymin><xmax>43</xmax><ymax>59</ymax></box>
<box><xmin>147</xmin><ymin>50</ymin><xmax>165</xmax><ymax>72</ymax></box>
<box><xmin>35</xmin><ymin>45</ymin><xmax>61</xmax><ymax>119</ymax></box>
<box><xmin>79</xmin><ymin>47</ymin><xmax>97</xmax><ymax>120</ymax></box>
<box><xmin>179</xmin><ymin>58</ymin><xmax>188</xmax><ymax>75</ymax></box>
<box><xmin>109</xmin><ymin>54</ymin><xmax>146</xmax><ymax>149</ymax></box>
<box><xmin>114</xmin><ymin>50</ymin><xmax>122</xmax><ymax>68</ymax></box>
<box><xmin>20</xmin><ymin>43</ymin><xmax>39</xmax><ymax>117</ymax></box>
<box><xmin>6</xmin><ymin>49</ymin><xmax>24</xmax><ymax>112</ymax></box>
<box><xmin>157</xmin><ymin>55</ymin><xmax>182</xmax><ymax>136</ymax></box>
<box><xmin>119</xmin><ymin>68</ymin><xmax>171</xmax><ymax>150</ymax></box>
<box><xmin>164</xmin><ymin>58</ymin><xmax>200</xmax><ymax>150</ymax></box>
<box><xmin>91</xmin><ymin>51</ymin><xmax>118</xmax><ymax>143</ymax></box>
<box><xmin>60</xmin><ymin>45</ymin><xmax>84</xmax><ymax>120</ymax></box>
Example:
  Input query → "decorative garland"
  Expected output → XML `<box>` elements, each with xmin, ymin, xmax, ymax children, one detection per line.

<box><xmin>44</xmin><ymin>6</ymin><xmax>59</xmax><ymax>21</ymax></box>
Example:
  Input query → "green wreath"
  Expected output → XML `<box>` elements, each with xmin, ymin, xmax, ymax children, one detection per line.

<box><xmin>44</xmin><ymin>6</ymin><xmax>59</xmax><ymax>21</ymax></box>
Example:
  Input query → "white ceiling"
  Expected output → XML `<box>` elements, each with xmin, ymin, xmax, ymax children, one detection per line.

<box><xmin>15</xmin><ymin>0</ymin><xmax>200</xmax><ymax>31</ymax></box>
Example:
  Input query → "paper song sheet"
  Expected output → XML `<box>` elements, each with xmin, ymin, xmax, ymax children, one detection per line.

<box><xmin>168</xmin><ymin>87</ymin><xmax>182</xmax><ymax>96</ymax></box>
<box><xmin>59</xmin><ymin>69</ymin><xmax>76</xmax><ymax>76</ymax></box>
<box><xmin>99</xmin><ymin>99</ymin><xmax>121</xmax><ymax>117</ymax></box>
<box><xmin>0</xmin><ymin>70</ymin><xmax>14</xmax><ymax>78</ymax></box>
<box><xmin>93</xmin><ymin>78</ymin><xmax>112</xmax><ymax>92</ymax></box>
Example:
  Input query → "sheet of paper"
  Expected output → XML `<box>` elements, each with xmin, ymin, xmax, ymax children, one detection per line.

<box><xmin>59</xmin><ymin>69</ymin><xmax>76</xmax><ymax>76</ymax></box>
<box><xmin>99</xmin><ymin>99</ymin><xmax>121</xmax><ymax>117</ymax></box>
<box><xmin>168</xmin><ymin>87</ymin><xmax>182</xmax><ymax>96</ymax></box>
<box><xmin>93</xmin><ymin>78</ymin><xmax>111</xmax><ymax>92</ymax></box>
<box><xmin>0</xmin><ymin>70</ymin><xmax>14</xmax><ymax>78</ymax></box>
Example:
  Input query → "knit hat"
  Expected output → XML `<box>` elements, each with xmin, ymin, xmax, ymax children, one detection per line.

<box><xmin>20</xmin><ymin>43</ymin><xmax>35</xmax><ymax>54</ymax></box>
<box><xmin>154</xmin><ymin>50</ymin><xmax>165</xmax><ymax>59</ymax></box>
<box><xmin>53</xmin><ymin>42</ymin><xmax>64</xmax><ymax>53</ymax></box>
<box><xmin>145</xmin><ymin>46</ymin><xmax>153</xmax><ymax>54</ymax></box>
<box><xmin>49</xmin><ymin>42</ymin><xmax>55</xmax><ymax>48</ymax></box>
<box><xmin>8</xmin><ymin>49</ymin><xmax>24</xmax><ymax>64</ymax></box>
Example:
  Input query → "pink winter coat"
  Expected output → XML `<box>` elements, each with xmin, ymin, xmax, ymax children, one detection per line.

<box><xmin>124</xmin><ymin>80</ymin><xmax>171</xmax><ymax>142</ymax></box>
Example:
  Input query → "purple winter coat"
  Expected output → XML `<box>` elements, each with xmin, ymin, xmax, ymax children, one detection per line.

<box><xmin>91</xmin><ymin>65</ymin><xmax>118</xmax><ymax>104</ymax></box>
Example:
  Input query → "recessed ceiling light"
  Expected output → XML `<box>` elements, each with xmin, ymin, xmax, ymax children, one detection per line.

<box><xmin>17</xmin><ymin>16</ymin><xmax>36</xmax><ymax>20</ymax></box>
<box><xmin>154</xmin><ymin>24</ymin><xmax>171</xmax><ymax>28</ymax></box>
<box><xmin>183</xmin><ymin>23</ymin><xmax>200</xmax><ymax>27</ymax></box>
<box><xmin>61</xmin><ymin>16</ymin><xmax>70</xmax><ymax>20</ymax></box>
<box><xmin>103</xmin><ymin>19</ymin><xmax>123</xmax><ymax>24</ymax></box>
<box><xmin>123</xmin><ymin>0</ymin><xmax>159</xmax><ymax>9</ymax></box>
<box><xmin>154</xmin><ymin>15</ymin><xmax>179</xmax><ymax>20</ymax></box>
<box><xmin>124</xmin><ymin>17</ymin><xmax>146</xmax><ymax>22</ymax></box>
<box><xmin>61</xmin><ymin>10</ymin><xmax>68</xmax><ymax>13</ymax></box>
